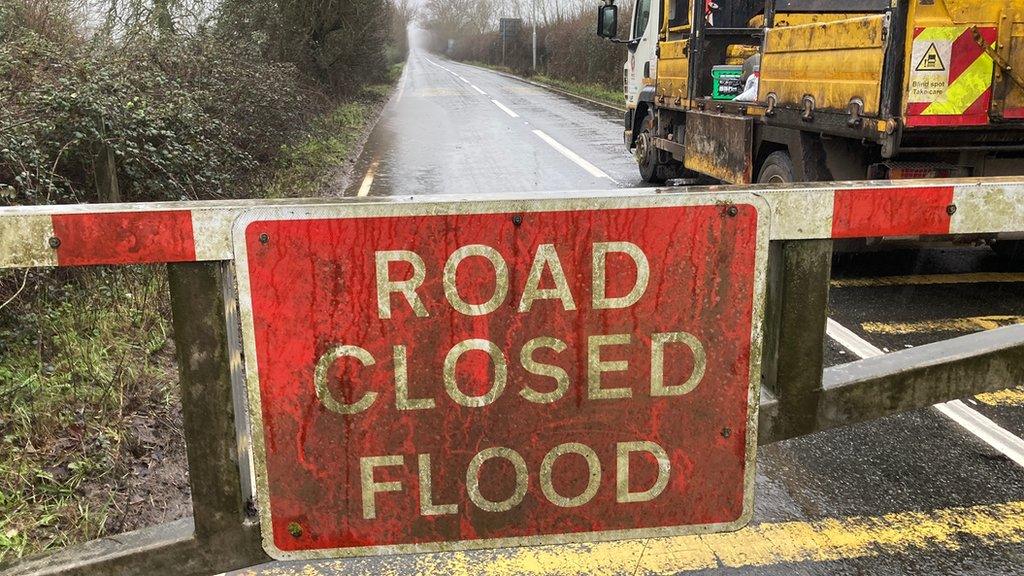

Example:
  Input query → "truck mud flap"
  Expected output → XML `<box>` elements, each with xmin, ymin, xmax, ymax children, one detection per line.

<box><xmin>683</xmin><ymin>110</ymin><xmax>754</xmax><ymax>184</ymax></box>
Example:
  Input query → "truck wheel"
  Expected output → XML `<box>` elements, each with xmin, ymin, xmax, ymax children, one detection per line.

<box><xmin>635</xmin><ymin>112</ymin><xmax>663</xmax><ymax>183</ymax></box>
<box><xmin>757</xmin><ymin>151</ymin><xmax>796</xmax><ymax>184</ymax></box>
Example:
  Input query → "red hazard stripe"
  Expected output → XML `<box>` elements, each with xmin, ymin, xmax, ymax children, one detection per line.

<box><xmin>51</xmin><ymin>211</ymin><xmax>197</xmax><ymax>266</ymax></box>
<box><xmin>947</xmin><ymin>28</ymin><xmax>986</xmax><ymax>82</ymax></box>
<box><xmin>832</xmin><ymin>187</ymin><xmax>955</xmax><ymax>238</ymax></box>
<box><xmin>905</xmin><ymin>112</ymin><xmax>989</xmax><ymax>127</ymax></box>
<box><xmin>1002</xmin><ymin>107</ymin><xmax>1024</xmax><ymax>119</ymax></box>
<box><xmin>962</xmin><ymin>87</ymin><xmax>993</xmax><ymax>117</ymax></box>
<box><xmin>906</xmin><ymin>102</ymin><xmax>930</xmax><ymax>116</ymax></box>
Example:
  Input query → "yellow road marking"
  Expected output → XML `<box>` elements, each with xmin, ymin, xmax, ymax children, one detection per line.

<box><xmin>976</xmin><ymin>387</ymin><xmax>1024</xmax><ymax>407</ymax></box>
<box><xmin>357</xmin><ymin>158</ymin><xmax>380</xmax><ymax>197</ymax></box>
<box><xmin>862</xmin><ymin>315</ymin><xmax>1024</xmax><ymax>334</ymax></box>
<box><xmin>238</xmin><ymin>500</ymin><xmax>1024</xmax><ymax>575</ymax></box>
<box><xmin>831</xmin><ymin>272</ymin><xmax>1024</xmax><ymax>288</ymax></box>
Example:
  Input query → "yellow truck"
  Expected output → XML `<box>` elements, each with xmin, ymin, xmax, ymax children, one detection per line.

<box><xmin>597</xmin><ymin>0</ymin><xmax>1024</xmax><ymax>186</ymax></box>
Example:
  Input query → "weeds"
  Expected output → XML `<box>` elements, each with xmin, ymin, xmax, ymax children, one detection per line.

<box><xmin>530</xmin><ymin>75</ymin><xmax>624</xmax><ymax>108</ymax></box>
<box><xmin>266</xmin><ymin>66</ymin><xmax>402</xmax><ymax>198</ymax></box>
<box><xmin>0</xmin><ymin>266</ymin><xmax>181</xmax><ymax>562</ymax></box>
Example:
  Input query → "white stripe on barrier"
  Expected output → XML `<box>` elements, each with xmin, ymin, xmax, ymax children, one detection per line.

<box><xmin>951</xmin><ymin>183</ymin><xmax>1024</xmax><ymax>236</ymax></box>
<box><xmin>0</xmin><ymin>214</ymin><xmax>57</xmax><ymax>268</ymax></box>
<box><xmin>767</xmin><ymin>188</ymin><xmax>835</xmax><ymax>240</ymax></box>
<box><xmin>191</xmin><ymin>209</ymin><xmax>237</xmax><ymax>263</ymax></box>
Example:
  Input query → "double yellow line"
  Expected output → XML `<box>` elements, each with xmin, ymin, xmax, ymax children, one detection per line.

<box><xmin>242</xmin><ymin>500</ymin><xmax>1024</xmax><ymax>575</ymax></box>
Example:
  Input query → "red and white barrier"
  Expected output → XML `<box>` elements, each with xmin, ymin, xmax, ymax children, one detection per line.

<box><xmin>1</xmin><ymin>178</ymin><xmax>1023</xmax><ymax>269</ymax></box>
<box><xmin>767</xmin><ymin>179</ymin><xmax>1024</xmax><ymax>240</ymax></box>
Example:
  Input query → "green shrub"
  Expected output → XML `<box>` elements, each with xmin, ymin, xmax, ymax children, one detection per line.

<box><xmin>0</xmin><ymin>29</ymin><xmax>323</xmax><ymax>204</ymax></box>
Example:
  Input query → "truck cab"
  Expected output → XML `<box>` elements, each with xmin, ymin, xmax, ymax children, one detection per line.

<box><xmin>599</xmin><ymin>0</ymin><xmax>1024</xmax><ymax>185</ymax></box>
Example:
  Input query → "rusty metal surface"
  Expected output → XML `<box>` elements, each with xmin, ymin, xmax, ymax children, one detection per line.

<box><xmin>683</xmin><ymin>111</ymin><xmax>753</xmax><ymax>184</ymax></box>
<box><xmin>231</xmin><ymin>194</ymin><xmax>771</xmax><ymax>559</ymax></box>
<box><xmin>760</xmin><ymin>14</ymin><xmax>886</xmax><ymax>115</ymax></box>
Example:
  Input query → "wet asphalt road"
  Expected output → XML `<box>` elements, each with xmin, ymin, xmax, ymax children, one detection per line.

<box><xmin>342</xmin><ymin>50</ymin><xmax>638</xmax><ymax>198</ymax></box>
<box><xmin>236</xmin><ymin>50</ymin><xmax>1024</xmax><ymax>575</ymax></box>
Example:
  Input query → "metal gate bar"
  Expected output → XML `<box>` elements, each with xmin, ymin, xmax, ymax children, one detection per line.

<box><xmin>2</xmin><ymin>180</ymin><xmax>1023</xmax><ymax>575</ymax></box>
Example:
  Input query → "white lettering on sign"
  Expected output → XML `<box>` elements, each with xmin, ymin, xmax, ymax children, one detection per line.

<box><xmin>444</xmin><ymin>339</ymin><xmax>508</xmax><ymax>408</ymax></box>
<box><xmin>373</xmin><ymin>242</ymin><xmax>650</xmax><ymax>319</ymax></box>
<box><xmin>317</xmin><ymin>242</ymin><xmax>708</xmax><ymax>416</ymax></box>
<box><xmin>519</xmin><ymin>336</ymin><xmax>570</xmax><ymax>404</ymax></box>
<box><xmin>443</xmin><ymin>245</ymin><xmax>510</xmax><ymax>316</ymax></box>
<box><xmin>314</xmin><ymin>345</ymin><xmax>377</xmax><ymax>414</ymax></box>
<box><xmin>540</xmin><ymin>442</ymin><xmax>602</xmax><ymax>508</ymax></box>
<box><xmin>375</xmin><ymin>251</ymin><xmax>428</xmax><ymax>319</ymax></box>
<box><xmin>314</xmin><ymin>330</ymin><xmax>706</xmax><ymax>415</ymax></box>
<box><xmin>334</xmin><ymin>240</ymin><xmax>708</xmax><ymax>518</ymax></box>
<box><xmin>360</xmin><ymin>455</ymin><xmax>403</xmax><ymax>520</ymax></box>
<box><xmin>358</xmin><ymin>440</ymin><xmax>673</xmax><ymax>518</ymax></box>
<box><xmin>519</xmin><ymin>244</ymin><xmax>576</xmax><ymax>312</ymax></box>
<box><xmin>592</xmin><ymin>242</ymin><xmax>650</xmax><ymax>310</ymax></box>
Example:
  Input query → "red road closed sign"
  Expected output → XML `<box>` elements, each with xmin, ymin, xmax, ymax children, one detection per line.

<box><xmin>234</xmin><ymin>194</ymin><xmax>768</xmax><ymax>559</ymax></box>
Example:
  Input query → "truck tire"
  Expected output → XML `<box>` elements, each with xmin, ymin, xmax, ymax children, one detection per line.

<box><xmin>757</xmin><ymin>151</ymin><xmax>796</xmax><ymax>184</ymax></box>
<box><xmin>635</xmin><ymin>111</ymin><xmax>662</xmax><ymax>183</ymax></box>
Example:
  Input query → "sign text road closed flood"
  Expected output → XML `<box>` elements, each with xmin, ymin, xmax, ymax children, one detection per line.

<box><xmin>234</xmin><ymin>196</ymin><xmax>768</xmax><ymax>559</ymax></box>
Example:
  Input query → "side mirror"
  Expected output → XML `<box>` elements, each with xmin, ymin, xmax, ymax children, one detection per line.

<box><xmin>597</xmin><ymin>4</ymin><xmax>619</xmax><ymax>39</ymax></box>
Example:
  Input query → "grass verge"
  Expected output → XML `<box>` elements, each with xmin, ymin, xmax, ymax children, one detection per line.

<box><xmin>266</xmin><ymin>63</ymin><xmax>403</xmax><ymax>198</ymax></box>
<box><xmin>531</xmin><ymin>74</ymin><xmax>624</xmax><ymax>109</ymax></box>
<box><xmin>0</xmin><ymin>267</ymin><xmax>183</xmax><ymax>563</ymax></box>
<box><xmin>464</xmin><ymin>61</ymin><xmax>624</xmax><ymax>109</ymax></box>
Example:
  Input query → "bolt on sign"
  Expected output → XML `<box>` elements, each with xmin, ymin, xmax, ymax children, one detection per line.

<box><xmin>233</xmin><ymin>194</ymin><xmax>769</xmax><ymax>559</ymax></box>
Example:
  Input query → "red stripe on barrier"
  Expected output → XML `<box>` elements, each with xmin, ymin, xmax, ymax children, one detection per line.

<box><xmin>52</xmin><ymin>211</ymin><xmax>197</xmax><ymax>266</ymax></box>
<box><xmin>832</xmin><ymin>187</ymin><xmax>955</xmax><ymax>239</ymax></box>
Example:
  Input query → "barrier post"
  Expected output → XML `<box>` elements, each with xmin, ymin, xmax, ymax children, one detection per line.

<box><xmin>761</xmin><ymin>239</ymin><xmax>833</xmax><ymax>440</ymax></box>
<box><xmin>167</xmin><ymin>261</ymin><xmax>269</xmax><ymax>571</ymax></box>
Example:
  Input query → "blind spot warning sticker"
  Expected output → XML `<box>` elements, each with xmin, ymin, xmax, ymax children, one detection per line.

<box><xmin>916</xmin><ymin>43</ymin><xmax>946</xmax><ymax>71</ymax></box>
<box><xmin>906</xmin><ymin>26</ymin><xmax>996</xmax><ymax>126</ymax></box>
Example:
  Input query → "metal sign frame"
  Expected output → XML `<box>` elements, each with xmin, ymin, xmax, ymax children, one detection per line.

<box><xmin>231</xmin><ymin>192</ymin><xmax>772</xmax><ymax>560</ymax></box>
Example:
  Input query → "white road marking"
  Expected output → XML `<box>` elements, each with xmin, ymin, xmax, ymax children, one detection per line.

<box><xmin>826</xmin><ymin>318</ymin><xmax>883</xmax><ymax>359</ymax></box>
<box><xmin>357</xmin><ymin>158</ymin><xmax>380</xmax><ymax>197</ymax></box>
<box><xmin>425</xmin><ymin>58</ymin><xmax>459</xmax><ymax>76</ymax></box>
<box><xmin>532</xmin><ymin>130</ymin><xmax>612</xmax><ymax>180</ymax></box>
<box><xmin>491</xmin><ymin>99</ymin><xmax>520</xmax><ymax>118</ymax></box>
<box><xmin>424</xmin><ymin>58</ymin><xmax>486</xmax><ymax>95</ymax></box>
<box><xmin>935</xmin><ymin>401</ymin><xmax>1024</xmax><ymax>468</ymax></box>
<box><xmin>827</xmin><ymin>317</ymin><xmax>1024</xmax><ymax>468</ymax></box>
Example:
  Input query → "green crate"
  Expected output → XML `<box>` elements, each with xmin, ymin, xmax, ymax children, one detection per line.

<box><xmin>712</xmin><ymin>65</ymin><xmax>744</xmax><ymax>101</ymax></box>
